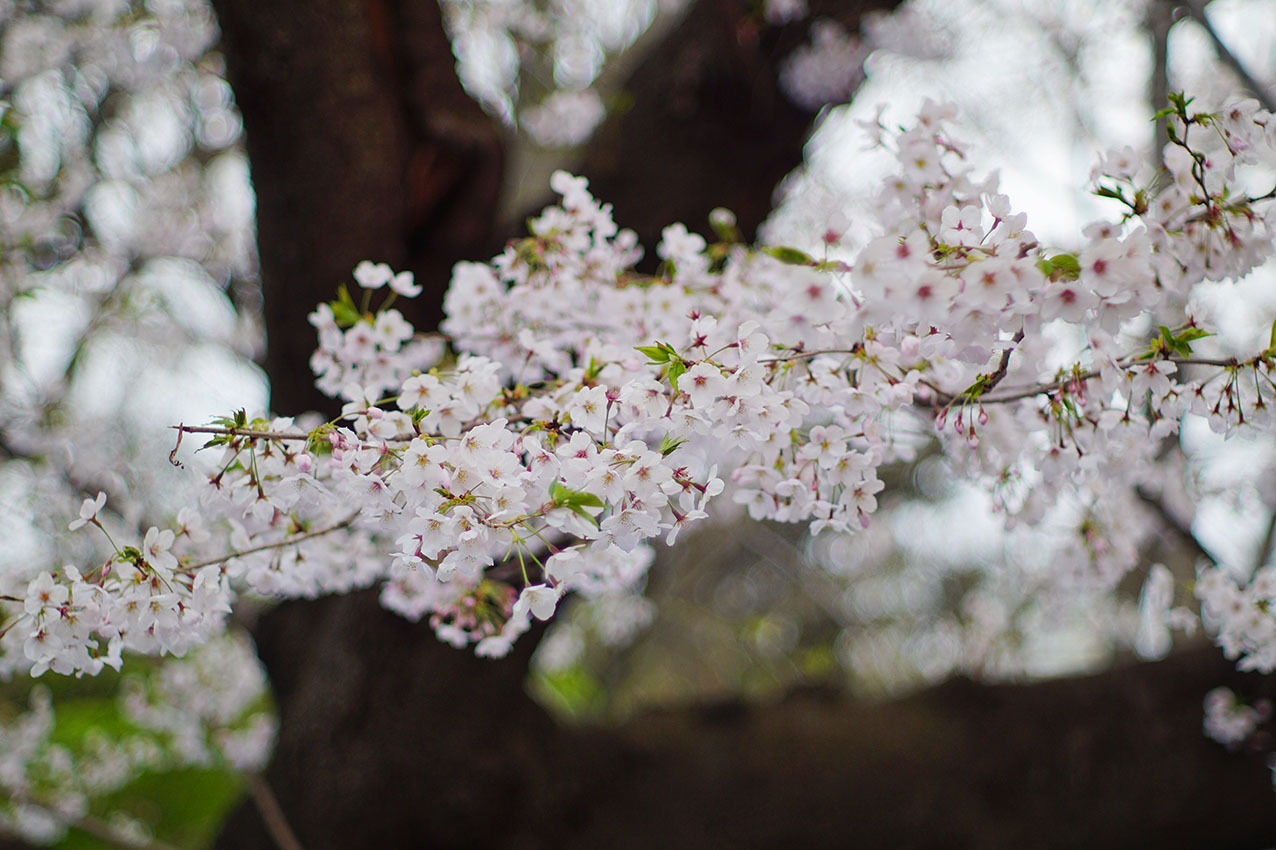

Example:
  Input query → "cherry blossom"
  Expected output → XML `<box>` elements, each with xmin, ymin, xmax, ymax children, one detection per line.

<box><xmin>3</xmin><ymin>97</ymin><xmax>1275</xmax><ymax>734</ymax></box>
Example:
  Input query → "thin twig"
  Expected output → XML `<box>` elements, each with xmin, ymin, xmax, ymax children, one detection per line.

<box><xmin>928</xmin><ymin>353</ymin><xmax>1246</xmax><ymax>407</ymax></box>
<box><xmin>971</xmin><ymin>368</ymin><xmax>1103</xmax><ymax>406</ymax></box>
<box><xmin>168</xmin><ymin>423</ymin><xmax>185</xmax><ymax>469</ymax></box>
<box><xmin>184</xmin><ymin>514</ymin><xmax>359</xmax><ymax>570</ymax></box>
<box><xmin>175</xmin><ymin>424</ymin><xmax>420</xmax><ymax>445</ymax></box>
<box><xmin>759</xmin><ymin>348</ymin><xmax>857</xmax><ymax>364</ymax></box>
<box><xmin>249</xmin><ymin>773</ymin><xmax>307</xmax><ymax>850</ymax></box>
<box><xmin>978</xmin><ymin>328</ymin><xmax>1026</xmax><ymax>396</ymax></box>
<box><xmin>174</xmin><ymin>424</ymin><xmax>312</xmax><ymax>442</ymax></box>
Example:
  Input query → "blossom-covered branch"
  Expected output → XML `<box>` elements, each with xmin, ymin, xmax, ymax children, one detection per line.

<box><xmin>4</xmin><ymin>95</ymin><xmax>1276</xmax><ymax>687</ymax></box>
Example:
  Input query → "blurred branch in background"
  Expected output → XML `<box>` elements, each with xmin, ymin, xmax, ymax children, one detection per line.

<box><xmin>1177</xmin><ymin>0</ymin><xmax>1275</xmax><ymax>112</ymax></box>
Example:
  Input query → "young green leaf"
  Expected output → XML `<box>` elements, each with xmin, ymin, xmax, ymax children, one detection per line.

<box><xmin>635</xmin><ymin>345</ymin><xmax>670</xmax><ymax>363</ymax></box>
<box><xmin>764</xmin><ymin>246</ymin><xmax>816</xmax><ymax>266</ymax></box>
<box><xmin>666</xmin><ymin>358</ymin><xmax>687</xmax><ymax>393</ymax></box>
<box><xmin>330</xmin><ymin>283</ymin><xmax>362</xmax><ymax>327</ymax></box>
<box><xmin>1047</xmin><ymin>254</ymin><xmax>1080</xmax><ymax>280</ymax></box>
<box><xmin>549</xmin><ymin>482</ymin><xmax>605</xmax><ymax>525</ymax></box>
<box><xmin>658</xmin><ymin>434</ymin><xmax>686</xmax><ymax>457</ymax></box>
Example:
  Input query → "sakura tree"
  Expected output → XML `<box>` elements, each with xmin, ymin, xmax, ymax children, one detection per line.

<box><xmin>4</xmin><ymin>0</ymin><xmax>1276</xmax><ymax>847</ymax></box>
<box><xmin>8</xmin><ymin>87</ymin><xmax>1276</xmax><ymax>841</ymax></box>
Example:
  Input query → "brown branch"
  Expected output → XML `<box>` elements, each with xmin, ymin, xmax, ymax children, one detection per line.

<box><xmin>981</xmin><ymin>328</ymin><xmax>1027</xmax><ymax>393</ymax></box>
<box><xmin>1176</xmin><ymin>0</ymin><xmax>1276</xmax><ymax>113</ymax></box>
<box><xmin>175</xmin><ymin>425</ymin><xmax>313</xmax><ymax>443</ymax></box>
<box><xmin>581</xmin><ymin>0</ymin><xmax>901</xmax><ymax>254</ymax></box>
<box><xmin>759</xmin><ymin>348</ymin><xmax>858</xmax><ymax>364</ymax></box>
<box><xmin>249</xmin><ymin>774</ymin><xmax>307</xmax><ymax>850</ymax></box>
<box><xmin>1150</xmin><ymin>0</ymin><xmax>1173</xmax><ymax>157</ymax></box>
<box><xmin>561</xmin><ymin>647</ymin><xmax>1276</xmax><ymax>849</ymax></box>
<box><xmin>928</xmin><ymin>353</ymin><xmax>1247</xmax><ymax>407</ymax></box>
<box><xmin>183</xmin><ymin>514</ymin><xmax>359</xmax><ymax>571</ymax></box>
<box><xmin>1136</xmin><ymin>484</ymin><xmax>1216</xmax><ymax>566</ymax></box>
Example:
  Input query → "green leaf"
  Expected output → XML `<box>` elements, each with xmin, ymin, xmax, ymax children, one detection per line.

<box><xmin>658</xmin><ymin>434</ymin><xmax>686</xmax><ymax>457</ymax></box>
<box><xmin>1132</xmin><ymin>189</ymin><xmax>1149</xmax><ymax>215</ymax></box>
<box><xmin>1093</xmin><ymin>185</ymin><xmax>1128</xmax><ymax>203</ymax></box>
<box><xmin>764</xmin><ymin>246</ymin><xmax>816</xmax><ymax>266</ymax></box>
<box><xmin>330</xmin><ymin>283</ymin><xmax>362</xmax><ymax>327</ymax></box>
<box><xmin>1269</xmin><ymin>319</ymin><xmax>1276</xmax><ymax>352</ymax></box>
<box><xmin>549</xmin><ymin>482</ymin><xmax>604</xmax><ymax>525</ymax></box>
<box><xmin>1153</xmin><ymin>325</ymin><xmax>1211</xmax><ymax>358</ymax></box>
<box><xmin>960</xmin><ymin>374</ymin><xmax>990</xmax><ymax>400</ymax></box>
<box><xmin>306</xmin><ymin>423</ymin><xmax>335</xmax><ymax>456</ymax></box>
<box><xmin>666</xmin><ymin>358</ymin><xmax>687</xmax><ymax>393</ymax></box>
<box><xmin>1178</xmin><ymin>328</ymin><xmax>1211</xmax><ymax>343</ymax></box>
<box><xmin>549</xmin><ymin>481</ymin><xmax>604</xmax><ymax>510</ymax></box>
<box><xmin>635</xmin><ymin>345</ymin><xmax>669</xmax><ymax>363</ymax></box>
<box><xmin>1048</xmin><ymin>253</ymin><xmax>1080</xmax><ymax>280</ymax></box>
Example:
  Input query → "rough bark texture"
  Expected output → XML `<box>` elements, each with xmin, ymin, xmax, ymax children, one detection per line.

<box><xmin>215</xmin><ymin>0</ymin><xmax>502</xmax><ymax>416</ymax></box>
<box><xmin>582</xmin><ymin>0</ymin><xmax>897</xmax><ymax>250</ymax></box>
<box><xmin>207</xmin><ymin>0</ymin><xmax>1276</xmax><ymax>847</ymax></box>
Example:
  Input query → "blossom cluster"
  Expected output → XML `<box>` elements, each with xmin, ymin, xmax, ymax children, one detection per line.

<box><xmin>309</xmin><ymin>261</ymin><xmax>441</xmax><ymax>401</ymax></box>
<box><xmin>521</xmin><ymin>88</ymin><xmax>606</xmax><ymax>148</ymax></box>
<box><xmin>1204</xmin><ymin>686</ymin><xmax>1271</xmax><ymax>749</ymax></box>
<box><xmin>779</xmin><ymin>19</ymin><xmax>868</xmax><ymax>111</ymax></box>
<box><xmin>10</xmin><ymin>501</ymin><xmax>231</xmax><ymax>679</ymax></box>
<box><xmin>0</xmin><ymin>634</ymin><xmax>271</xmax><ymax>845</ymax></box>
<box><xmin>3</xmin><ymin>96</ymin><xmax>1275</xmax><ymax>683</ymax></box>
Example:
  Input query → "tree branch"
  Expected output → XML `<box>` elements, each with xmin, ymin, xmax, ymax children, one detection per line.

<box><xmin>1137</xmin><ymin>484</ymin><xmax>1217</xmax><ymax>566</ymax></box>
<box><xmin>1176</xmin><ymin>0</ymin><xmax>1276</xmax><ymax>113</ymax></box>
<box><xmin>248</xmin><ymin>774</ymin><xmax>306</xmax><ymax>850</ymax></box>
<box><xmin>184</xmin><ymin>514</ymin><xmax>359</xmax><ymax>571</ymax></box>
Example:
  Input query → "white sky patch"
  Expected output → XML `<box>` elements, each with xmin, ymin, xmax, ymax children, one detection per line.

<box><xmin>889</xmin><ymin>484</ymin><xmax>1004</xmax><ymax>567</ymax></box>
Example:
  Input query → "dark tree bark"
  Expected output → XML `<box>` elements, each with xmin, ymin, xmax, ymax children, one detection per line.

<box><xmin>563</xmin><ymin>647</ymin><xmax>1276</xmax><ymax>849</ymax></box>
<box><xmin>582</xmin><ymin>0</ymin><xmax>892</xmax><ymax>249</ymax></box>
<box><xmin>214</xmin><ymin>0</ymin><xmax>502</xmax><ymax>416</ymax></box>
<box><xmin>207</xmin><ymin>1</ymin><xmax>1276</xmax><ymax>848</ymax></box>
